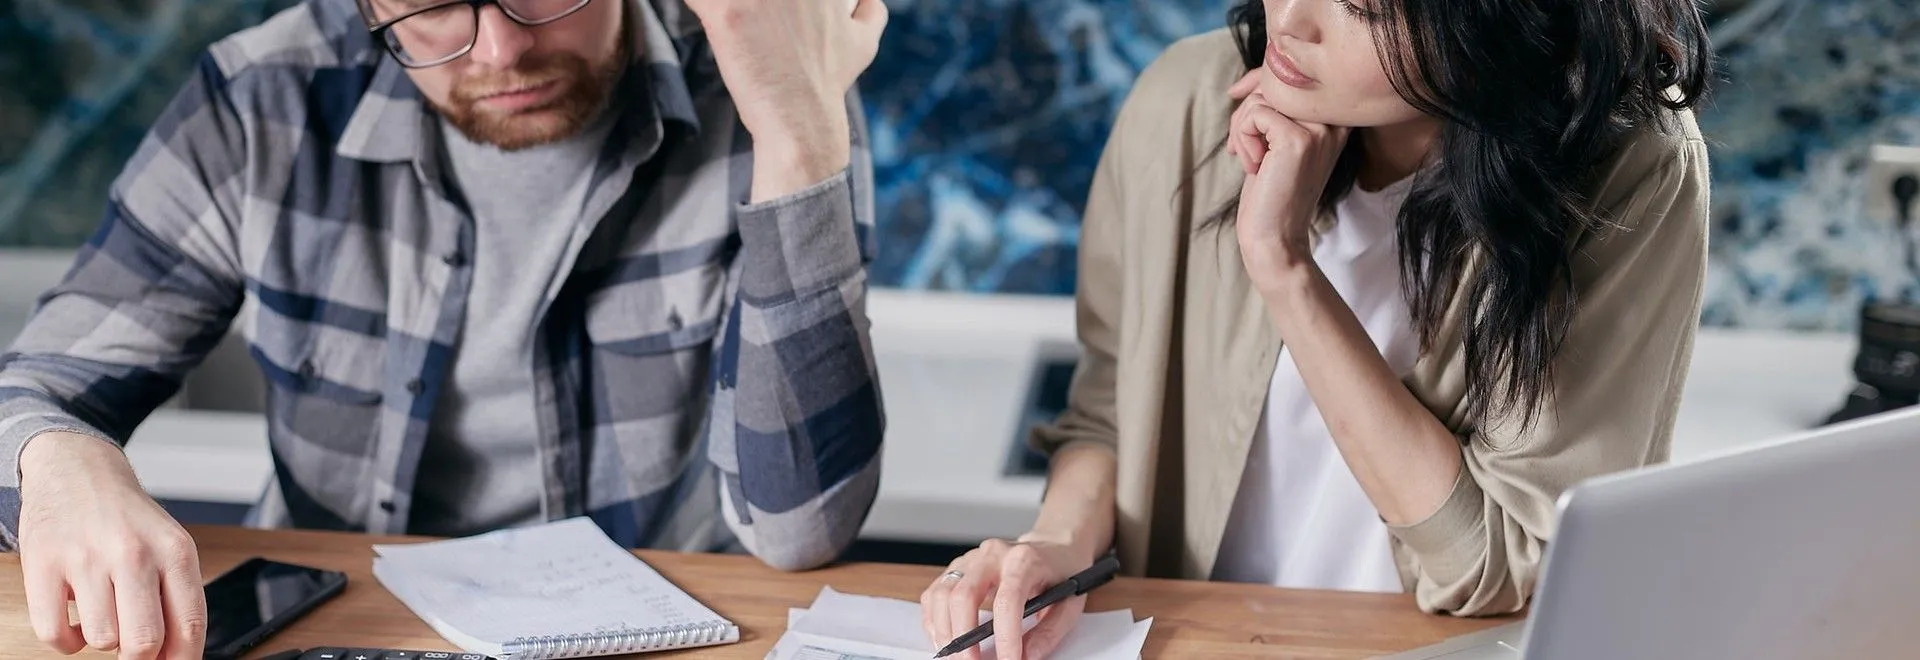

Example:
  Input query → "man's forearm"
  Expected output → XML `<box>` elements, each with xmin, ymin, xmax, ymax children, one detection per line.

<box><xmin>1023</xmin><ymin>443</ymin><xmax>1117</xmax><ymax>561</ymax></box>
<box><xmin>0</xmin><ymin>388</ymin><xmax>121</xmax><ymax>550</ymax></box>
<box><xmin>749</xmin><ymin>118</ymin><xmax>853</xmax><ymax>204</ymax></box>
<box><xmin>718</xmin><ymin>88</ymin><xmax>880</xmax><ymax>569</ymax></box>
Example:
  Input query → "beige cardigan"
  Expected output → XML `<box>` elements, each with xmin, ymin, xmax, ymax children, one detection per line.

<box><xmin>1030</xmin><ymin>29</ymin><xmax>1711</xmax><ymax>616</ymax></box>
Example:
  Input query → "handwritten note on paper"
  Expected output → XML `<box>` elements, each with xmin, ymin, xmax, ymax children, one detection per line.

<box><xmin>371</xmin><ymin>517</ymin><xmax>721</xmax><ymax>644</ymax></box>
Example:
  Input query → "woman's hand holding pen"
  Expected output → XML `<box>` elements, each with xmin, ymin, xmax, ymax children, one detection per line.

<box><xmin>920</xmin><ymin>536</ymin><xmax>1093</xmax><ymax>660</ymax></box>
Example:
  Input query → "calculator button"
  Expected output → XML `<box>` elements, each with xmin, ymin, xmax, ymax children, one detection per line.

<box><xmin>379</xmin><ymin>652</ymin><xmax>418</xmax><ymax>660</ymax></box>
<box><xmin>420</xmin><ymin>653</ymin><xmax>454</xmax><ymax>659</ymax></box>
<box><xmin>455</xmin><ymin>654</ymin><xmax>489</xmax><ymax>660</ymax></box>
<box><xmin>300</xmin><ymin>650</ymin><xmax>347</xmax><ymax>660</ymax></box>
<box><xmin>346</xmin><ymin>652</ymin><xmax>379</xmax><ymax>660</ymax></box>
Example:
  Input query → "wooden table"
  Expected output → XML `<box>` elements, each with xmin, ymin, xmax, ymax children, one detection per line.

<box><xmin>0</xmin><ymin>526</ymin><xmax>1510</xmax><ymax>659</ymax></box>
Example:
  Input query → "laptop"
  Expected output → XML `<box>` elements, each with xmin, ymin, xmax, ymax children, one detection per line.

<box><xmin>1382</xmin><ymin>405</ymin><xmax>1920</xmax><ymax>659</ymax></box>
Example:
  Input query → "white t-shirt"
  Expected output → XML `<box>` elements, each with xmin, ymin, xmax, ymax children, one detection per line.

<box><xmin>1211</xmin><ymin>175</ymin><xmax>1421</xmax><ymax>593</ymax></box>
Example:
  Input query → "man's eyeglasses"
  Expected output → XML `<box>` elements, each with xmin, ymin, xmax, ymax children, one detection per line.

<box><xmin>360</xmin><ymin>0</ymin><xmax>595</xmax><ymax>68</ymax></box>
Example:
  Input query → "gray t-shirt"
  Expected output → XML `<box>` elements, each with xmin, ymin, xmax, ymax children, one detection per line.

<box><xmin>409</xmin><ymin>110</ymin><xmax>619</xmax><ymax>537</ymax></box>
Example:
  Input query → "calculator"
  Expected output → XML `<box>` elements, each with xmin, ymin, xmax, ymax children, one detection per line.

<box><xmin>258</xmin><ymin>647</ymin><xmax>497</xmax><ymax>660</ymax></box>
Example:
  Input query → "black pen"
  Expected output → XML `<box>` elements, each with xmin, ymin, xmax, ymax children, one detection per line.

<box><xmin>932</xmin><ymin>551</ymin><xmax>1122</xmax><ymax>658</ymax></box>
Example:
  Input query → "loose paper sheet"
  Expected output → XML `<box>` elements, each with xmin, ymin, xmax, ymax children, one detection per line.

<box><xmin>767</xmin><ymin>588</ymin><xmax>1150</xmax><ymax>660</ymax></box>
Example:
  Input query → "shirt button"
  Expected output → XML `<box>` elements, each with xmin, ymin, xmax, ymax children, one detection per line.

<box><xmin>667</xmin><ymin>310</ymin><xmax>684</xmax><ymax>331</ymax></box>
<box><xmin>442</xmin><ymin>250</ymin><xmax>466</xmax><ymax>267</ymax></box>
<box><xmin>298</xmin><ymin>360</ymin><xmax>316</xmax><ymax>380</ymax></box>
<box><xmin>406</xmin><ymin>379</ymin><xmax>424</xmax><ymax>395</ymax></box>
<box><xmin>379</xmin><ymin>500</ymin><xmax>396</xmax><ymax>513</ymax></box>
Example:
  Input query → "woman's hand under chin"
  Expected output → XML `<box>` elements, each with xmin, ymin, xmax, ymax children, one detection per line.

<box><xmin>1224</xmin><ymin>70</ymin><xmax>1351</xmax><ymax>295</ymax></box>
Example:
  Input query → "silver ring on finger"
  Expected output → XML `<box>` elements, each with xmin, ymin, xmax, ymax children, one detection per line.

<box><xmin>940</xmin><ymin>569</ymin><xmax>964</xmax><ymax>582</ymax></box>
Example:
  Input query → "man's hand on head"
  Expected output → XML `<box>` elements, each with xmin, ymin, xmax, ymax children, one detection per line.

<box><xmin>683</xmin><ymin>0</ymin><xmax>888</xmax><ymax>202</ymax></box>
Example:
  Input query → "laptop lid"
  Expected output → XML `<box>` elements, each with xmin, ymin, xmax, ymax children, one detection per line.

<box><xmin>1517</xmin><ymin>405</ymin><xmax>1920</xmax><ymax>660</ymax></box>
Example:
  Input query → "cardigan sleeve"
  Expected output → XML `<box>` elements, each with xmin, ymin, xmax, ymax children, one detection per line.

<box><xmin>1387</xmin><ymin>121</ymin><xmax>1712</xmax><ymax>616</ymax></box>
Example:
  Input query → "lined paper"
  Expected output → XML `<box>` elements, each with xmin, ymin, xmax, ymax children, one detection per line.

<box><xmin>372</xmin><ymin>518</ymin><xmax>730</xmax><ymax>651</ymax></box>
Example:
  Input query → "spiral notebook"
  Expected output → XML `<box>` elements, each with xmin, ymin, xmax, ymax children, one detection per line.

<box><xmin>371</xmin><ymin>517</ymin><xmax>740</xmax><ymax>659</ymax></box>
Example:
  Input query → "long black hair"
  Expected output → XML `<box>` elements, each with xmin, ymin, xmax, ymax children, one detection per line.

<box><xmin>1210</xmin><ymin>0</ymin><xmax>1712</xmax><ymax>431</ymax></box>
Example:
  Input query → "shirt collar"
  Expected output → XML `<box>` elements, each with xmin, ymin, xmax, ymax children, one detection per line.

<box><xmin>335</xmin><ymin>0</ymin><xmax>704</xmax><ymax>165</ymax></box>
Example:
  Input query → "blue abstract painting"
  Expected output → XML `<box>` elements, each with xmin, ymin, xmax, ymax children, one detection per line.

<box><xmin>1694</xmin><ymin>0</ymin><xmax>1920</xmax><ymax>329</ymax></box>
<box><xmin>861</xmin><ymin>0</ymin><xmax>1229</xmax><ymax>294</ymax></box>
<box><xmin>0</xmin><ymin>0</ymin><xmax>304</xmax><ymax>246</ymax></box>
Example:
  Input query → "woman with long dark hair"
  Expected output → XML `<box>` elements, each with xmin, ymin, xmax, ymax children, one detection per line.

<box><xmin>920</xmin><ymin>0</ymin><xmax>1713</xmax><ymax>657</ymax></box>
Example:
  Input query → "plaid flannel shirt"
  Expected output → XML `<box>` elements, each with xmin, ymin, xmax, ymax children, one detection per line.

<box><xmin>0</xmin><ymin>0</ymin><xmax>884</xmax><ymax>570</ymax></box>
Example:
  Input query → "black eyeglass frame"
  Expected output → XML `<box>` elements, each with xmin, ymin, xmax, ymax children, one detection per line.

<box><xmin>361</xmin><ymin>0</ymin><xmax>596</xmax><ymax>68</ymax></box>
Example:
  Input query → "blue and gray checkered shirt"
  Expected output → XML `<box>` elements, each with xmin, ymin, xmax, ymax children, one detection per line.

<box><xmin>0</xmin><ymin>0</ymin><xmax>883</xmax><ymax>570</ymax></box>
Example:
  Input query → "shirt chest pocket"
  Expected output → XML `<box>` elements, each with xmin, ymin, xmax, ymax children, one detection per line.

<box><xmin>246</xmin><ymin>307</ymin><xmax>388</xmax><ymax>457</ymax></box>
<box><xmin>584</xmin><ymin>255</ymin><xmax>728</xmax><ymax>350</ymax></box>
<box><xmin>582</xmin><ymin>256</ymin><xmax>729</xmax><ymax>427</ymax></box>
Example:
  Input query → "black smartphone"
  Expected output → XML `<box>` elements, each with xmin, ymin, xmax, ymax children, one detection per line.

<box><xmin>202</xmin><ymin>557</ymin><xmax>347</xmax><ymax>660</ymax></box>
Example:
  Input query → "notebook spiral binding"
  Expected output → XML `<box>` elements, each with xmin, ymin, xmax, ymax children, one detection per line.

<box><xmin>499</xmin><ymin>621</ymin><xmax>740</xmax><ymax>659</ymax></box>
